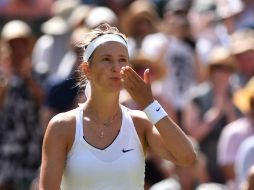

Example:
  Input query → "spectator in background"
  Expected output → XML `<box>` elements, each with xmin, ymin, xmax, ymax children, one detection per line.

<box><xmin>215</xmin><ymin>0</ymin><xmax>244</xmax><ymax>34</ymax></box>
<box><xmin>79</xmin><ymin>0</ymin><xmax>135</xmax><ymax>16</ymax></box>
<box><xmin>240</xmin><ymin>0</ymin><xmax>254</xmax><ymax>29</ymax></box>
<box><xmin>41</xmin><ymin>26</ymin><xmax>90</xmax><ymax>131</ymax></box>
<box><xmin>32</xmin><ymin>0</ymin><xmax>80</xmax><ymax>88</ymax></box>
<box><xmin>235</xmin><ymin>135</ymin><xmax>254</xmax><ymax>190</ymax></box>
<box><xmin>141</xmin><ymin>0</ymin><xmax>205</xmax><ymax>189</ymax></box>
<box><xmin>0</xmin><ymin>20</ymin><xmax>43</xmax><ymax>190</ymax></box>
<box><xmin>183</xmin><ymin>46</ymin><xmax>241</xmax><ymax>184</ymax></box>
<box><xmin>142</xmin><ymin>0</ymin><xmax>203</xmax><ymax>126</ymax></box>
<box><xmin>233</xmin><ymin>79</ymin><xmax>254</xmax><ymax>189</ymax></box>
<box><xmin>85</xmin><ymin>6</ymin><xmax>118</xmax><ymax>29</ymax></box>
<box><xmin>216</xmin><ymin>0</ymin><xmax>254</xmax><ymax>32</ymax></box>
<box><xmin>190</xmin><ymin>0</ymin><xmax>253</xmax><ymax>69</ymax></box>
<box><xmin>140</xmin><ymin>1</ymin><xmax>205</xmax><ymax>188</ymax></box>
<box><xmin>149</xmin><ymin>137</ymin><xmax>210</xmax><ymax>190</ymax></box>
<box><xmin>217</xmin><ymin>77</ymin><xmax>254</xmax><ymax>189</ymax></box>
<box><xmin>189</xmin><ymin>0</ymin><xmax>226</xmax><ymax>66</ymax></box>
<box><xmin>0</xmin><ymin>0</ymin><xmax>53</xmax><ymax>19</ymax></box>
<box><xmin>230</xmin><ymin>28</ymin><xmax>254</xmax><ymax>88</ymax></box>
<box><xmin>0</xmin><ymin>0</ymin><xmax>54</xmax><ymax>34</ymax></box>
<box><xmin>120</xmin><ymin>0</ymin><xmax>160</xmax><ymax>58</ymax></box>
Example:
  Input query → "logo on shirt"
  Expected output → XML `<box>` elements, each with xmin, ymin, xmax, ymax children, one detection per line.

<box><xmin>156</xmin><ymin>107</ymin><xmax>161</xmax><ymax>111</ymax></box>
<box><xmin>122</xmin><ymin>148</ymin><xmax>134</xmax><ymax>153</ymax></box>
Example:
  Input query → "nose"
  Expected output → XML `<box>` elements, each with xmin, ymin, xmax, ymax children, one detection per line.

<box><xmin>111</xmin><ymin>61</ymin><xmax>122</xmax><ymax>72</ymax></box>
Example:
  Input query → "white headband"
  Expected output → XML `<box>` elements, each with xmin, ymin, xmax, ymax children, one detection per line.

<box><xmin>83</xmin><ymin>33</ymin><xmax>128</xmax><ymax>61</ymax></box>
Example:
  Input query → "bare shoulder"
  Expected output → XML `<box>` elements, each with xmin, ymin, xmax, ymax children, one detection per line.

<box><xmin>42</xmin><ymin>109</ymin><xmax>78</xmax><ymax>167</ymax></box>
<box><xmin>45</xmin><ymin>109</ymin><xmax>77</xmax><ymax>141</ymax></box>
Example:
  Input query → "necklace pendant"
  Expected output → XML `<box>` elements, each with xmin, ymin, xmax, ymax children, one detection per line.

<box><xmin>103</xmin><ymin>123</ymin><xmax>110</xmax><ymax>127</ymax></box>
<box><xmin>100</xmin><ymin>130</ymin><xmax>104</xmax><ymax>138</ymax></box>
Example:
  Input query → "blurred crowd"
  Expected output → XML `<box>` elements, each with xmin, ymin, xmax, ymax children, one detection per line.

<box><xmin>0</xmin><ymin>0</ymin><xmax>254</xmax><ymax>190</ymax></box>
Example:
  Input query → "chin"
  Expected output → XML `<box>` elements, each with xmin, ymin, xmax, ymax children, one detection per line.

<box><xmin>108</xmin><ymin>84</ymin><xmax>123</xmax><ymax>93</ymax></box>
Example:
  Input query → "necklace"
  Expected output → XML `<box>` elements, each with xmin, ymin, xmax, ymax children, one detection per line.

<box><xmin>98</xmin><ymin>111</ymin><xmax>119</xmax><ymax>138</ymax></box>
<box><xmin>87</xmin><ymin>107</ymin><xmax>120</xmax><ymax>138</ymax></box>
<box><xmin>101</xmin><ymin>111</ymin><xmax>119</xmax><ymax>127</ymax></box>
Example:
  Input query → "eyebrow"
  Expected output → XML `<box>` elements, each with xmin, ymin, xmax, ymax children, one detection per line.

<box><xmin>100</xmin><ymin>54</ymin><xmax>128</xmax><ymax>58</ymax></box>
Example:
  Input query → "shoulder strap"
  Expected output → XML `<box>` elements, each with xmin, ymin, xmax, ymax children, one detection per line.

<box><xmin>75</xmin><ymin>105</ymin><xmax>84</xmax><ymax>142</ymax></box>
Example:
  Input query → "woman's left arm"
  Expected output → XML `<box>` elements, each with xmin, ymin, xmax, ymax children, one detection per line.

<box><xmin>121</xmin><ymin>66</ymin><xmax>196</xmax><ymax>166</ymax></box>
<box><xmin>147</xmin><ymin>113</ymin><xmax>196</xmax><ymax>166</ymax></box>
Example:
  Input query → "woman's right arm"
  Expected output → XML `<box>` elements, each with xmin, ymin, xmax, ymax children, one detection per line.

<box><xmin>39</xmin><ymin>113</ymin><xmax>71</xmax><ymax>190</ymax></box>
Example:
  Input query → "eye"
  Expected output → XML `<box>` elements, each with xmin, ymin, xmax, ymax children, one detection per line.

<box><xmin>119</xmin><ymin>58</ymin><xmax>127</xmax><ymax>63</ymax></box>
<box><xmin>102</xmin><ymin>57</ymin><xmax>111</xmax><ymax>62</ymax></box>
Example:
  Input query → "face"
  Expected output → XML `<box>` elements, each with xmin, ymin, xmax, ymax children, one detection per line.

<box><xmin>235</xmin><ymin>50</ymin><xmax>254</xmax><ymax>78</ymax></box>
<box><xmin>210</xmin><ymin>65</ymin><xmax>233</xmax><ymax>92</ymax></box>
<box><xmin>132</xmin><ymin>17</ymin><xmax>154</xmax><ymax>38</ymax></box>
<box><xmin>8</xmin><ymin>38</ymin><xmax>30</xmax><ymax>58</ymax></box>
<box><xmin>163</xmin><ymin>11</ymin><xmax>189</xmax><ymax>37</ymax></box>
<box><xmin>84</xmin><ymin>41</ymin><xmax>129</xmax><ymax>94</ymax></box>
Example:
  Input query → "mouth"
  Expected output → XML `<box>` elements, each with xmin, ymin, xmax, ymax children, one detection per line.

<box><xmin>109</xmin><ymin>77</ymin><xmax>121</xmax><ymax>81</ymax></box>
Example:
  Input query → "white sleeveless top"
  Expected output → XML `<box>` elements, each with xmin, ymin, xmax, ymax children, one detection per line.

<box><xmin>60</xmin><ymin>105</ymin><xmax>145</xmax><ymax>190</ymax></box>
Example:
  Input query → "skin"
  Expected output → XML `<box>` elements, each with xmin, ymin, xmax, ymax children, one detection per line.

<box><xmin>235</xmin><ymin>50</ymin><xmax>254</xmax><ymax>81</ymax></box>
<box><xmin>6</xmin><ymin>38</ymin><xmax>44</xmax><ymax>106</ymax></box>
<box><xmin>183</xmin><ymin>66</ymin><xmax>239</xmax><ymax>185</ymax></box>
<box><xmin>244</xmin><ymin>166</ymin><xmax>254</xmax><ymax>190</ymax></box>
<box><xmin>39</xmin><ymin>41</ymin><xmax>196</xmax><ymax>190</ymax></box>
<box><xmin>183</xmin><ymin>67</ymin><xmax>237</xmax><ymax>142</ymax></box>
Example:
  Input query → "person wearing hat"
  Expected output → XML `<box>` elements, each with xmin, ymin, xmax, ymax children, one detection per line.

<box><xmin>216</xmin><ymin>0</ymin><xmax>254</xmax><ymax>32</ymax></box>
<box><xmin>230</xmin><ymin>28</ymin><xmax>254</xmax><ymax>88</ymax></box>
<box><xmin>234</xmin><ymin>89</ymin><xmax>254</xmax><ymax>189</ymax></box>
<box><xmin>41</xmin><ymin>26</ymin><xmax>90</xmax><ymax>131</ymax></box>
<box><xmin>0</xmin><ymin>20</ymin><xmax>44</xmax><ymax>190</ymax></box>
<box><xmin>184</xmin><ymin>46</ymin><xmax>241</xmax><ymax>184</ymax></box>
<box><xmin>217</xmin><ymin>76</ymin><xmax>254</xmax><ymax>190</ymax></box>
<box><xmin>85</xmin><ymin>6</ymin><xmax>118</xmax><ymax>30</ymax></box>
<box><xmin>32</xmin><ymin>0</ymin><xmax>81</xmax><ymax>87</ymax></box>
<box><xmin>120</xmin><ymin>0</ymin><xmax>160</xmax><ymax>59</ymax></box>
<box><xmin>141</xmin><ymin>0</ymin><xmax>203</xmax><ymax>131</ymax></box>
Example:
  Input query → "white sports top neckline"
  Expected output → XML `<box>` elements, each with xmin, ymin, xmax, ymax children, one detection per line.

<box><xmin>60</xmin><ymin>105</ymin><xmax>145</xmax><ymax>190</ymax></box>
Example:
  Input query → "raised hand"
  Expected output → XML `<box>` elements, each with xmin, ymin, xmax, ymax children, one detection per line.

<box><xmin>120</xmin><ymin>66</ymin><xmax>154</xmax><ymax>109</ymax></box>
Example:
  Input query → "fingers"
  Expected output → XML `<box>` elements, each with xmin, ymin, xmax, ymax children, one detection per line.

<box><xmin>120</xmin><ymin>65</ymin><xmax>151</xmax><ymax>94</ymax></box>
<box><xmin>121</xmin><ymin>66</ymin><xmax>154</xmax><ymax>108</ymax></box>
<box><xmin>121</xmin><ymin>66</ymin><xmax>151</xmax><ymax>83</ymax></box>
<box><xmin>121</xmin><ymin>66</ymin><xmax>143</xmax><ymax>83</ymax></box>
<box><xmin>120</xmin><ymin>66</ymin><xmax>138</xmax><ymax>92</ymax></box>
<box><xmin>144</xmin><ymin>68</ymin><xmax>151</xmax><ymax>85</ymax></box>
<box><xmin>121</xmin><ymin>66</ymin><xmax>137</xmax><ymax>83</ymax></box>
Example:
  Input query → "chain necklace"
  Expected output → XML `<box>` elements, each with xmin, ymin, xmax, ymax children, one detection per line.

<box><xmin>101</xmin><ymin>111</ymin><xmax>119</xmax><ymax>127</ymax></box>
<box><xmin>88</xmin><ymin>107</ymin><xmax>120</xmax><ymax>138</ymax></box>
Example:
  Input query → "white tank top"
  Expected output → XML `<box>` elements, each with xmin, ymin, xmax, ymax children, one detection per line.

<box><xmin>60</xmin><ymin>105</ymin><xmax>145</xmax><ymax>190</ymax></box>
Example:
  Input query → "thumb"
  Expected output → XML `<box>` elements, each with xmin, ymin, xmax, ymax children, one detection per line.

<box><xmin>144</xmin><ymin>68</ymin><xmax>151</xmax><ymax>84</ymax></box>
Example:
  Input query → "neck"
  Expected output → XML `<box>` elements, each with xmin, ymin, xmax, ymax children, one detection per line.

<box><xmin>85</xmin><ymin>92</ymin><xmax>121</xmax><ymax>121</ymax></box>
<box><xmin>212</xmin><ymin>81</ymin><xmax>229</xmax><ymax>97</ymax></box>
